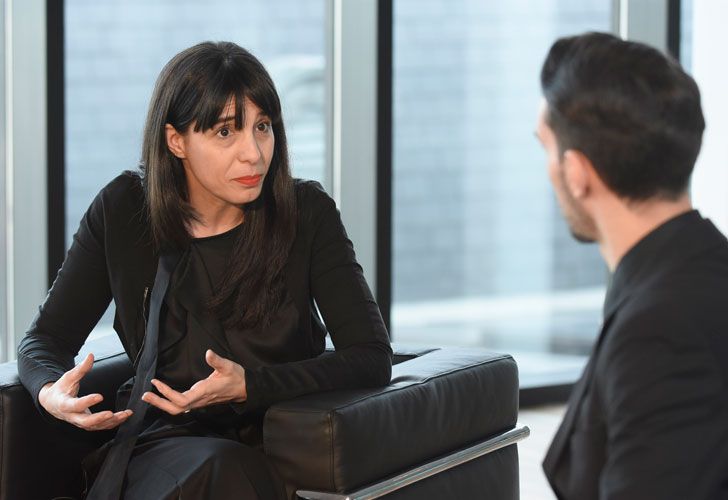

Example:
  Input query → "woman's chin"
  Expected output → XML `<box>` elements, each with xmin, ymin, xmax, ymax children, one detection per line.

<box><xmin>232</xmin><ymin>189</ymin><xmax>264</xmax><ymax>206</ymax></box>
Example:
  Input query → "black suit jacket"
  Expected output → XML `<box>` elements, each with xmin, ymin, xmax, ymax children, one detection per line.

<box><xmin>544</xmin><ymin>211</ymin><xmax>728</xmax><ymax>499</ymax></box>
<box><xmin>18</xmin><ymin>171</ymin><xmax>392</xmax><ymax>415</ymax></box>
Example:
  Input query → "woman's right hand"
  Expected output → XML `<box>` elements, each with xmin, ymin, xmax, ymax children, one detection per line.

<box><xmin>38</xmin><ymin>353</ymin><xmax>133</xmax><ymax>431</ymax></box>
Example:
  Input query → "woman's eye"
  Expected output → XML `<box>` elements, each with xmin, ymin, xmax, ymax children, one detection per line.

<box><xmin>257</xmin><ymin>121</ymin><xmax>272</xmax><ymax>133</ymax></box>
<box><xmin>217</xmin><ymin>126</ymin><xmax>231</xmax><ymax>138</ymax></box>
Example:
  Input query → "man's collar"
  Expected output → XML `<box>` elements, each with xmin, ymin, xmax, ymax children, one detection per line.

<box><xmin>603</xmin><ymin>209</ymin><xmax>703</xmax><ymax>316</ymax></box>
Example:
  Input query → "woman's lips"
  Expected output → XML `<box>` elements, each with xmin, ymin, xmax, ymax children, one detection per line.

<box><xmin>233</xmin><ymin>175</ymin><xmax>262</xmax><ymax>187</ymax></box>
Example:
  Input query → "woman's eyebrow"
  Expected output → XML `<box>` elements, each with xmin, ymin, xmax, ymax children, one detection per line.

<box><xmin>214</xmin><ymin>115</ymin><xmax>236</xmax><ymax>125</ymax></box>
<box><xmin>213</xmin><ymin>110</ymin><xmax>269</xmax><ymax>126</ymax></box>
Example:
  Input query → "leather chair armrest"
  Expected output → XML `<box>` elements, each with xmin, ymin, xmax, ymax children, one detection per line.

<box><xmin>263</xmin><ymin>347</ymin><xmax>519</xmax><ymax>495</ymax></box>
<box><xmin>0</xmin><ymin>336</ymin><xmax>132</xmax><ymax>500</ymax></box>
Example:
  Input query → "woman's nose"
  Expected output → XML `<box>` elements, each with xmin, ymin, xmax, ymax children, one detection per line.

<box><xmin>236</xmin><ymin>130</ymin><xmax>262</xmax><ymax>164</ymax></box>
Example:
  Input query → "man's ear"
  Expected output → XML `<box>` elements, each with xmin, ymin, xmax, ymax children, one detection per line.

<box><xmin>562</xmin><ymin>149</ymin><xmax>593</xmax><ymax>199</ymax></box>
<box><xmin>165</xmin><ymin>124</ymin><xmax>187</xmax><ymax>159</ymax></box>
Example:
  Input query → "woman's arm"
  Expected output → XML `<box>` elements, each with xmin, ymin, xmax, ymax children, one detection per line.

<box><xmin>17</xmin><ymin>179</ymin><xmax>126</xmax><ymax>428</ymax></box>
<box><xmin>243</xmin><ymin>182</ymin><xmax>392</xmax><ymax>410</ymax></box>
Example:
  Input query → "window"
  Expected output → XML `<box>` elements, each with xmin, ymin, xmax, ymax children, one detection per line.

<box><xmin>680</xmin><ymin>0</ymin><xmax>692</xmax><ymax>71</ymax></box>
<box><xmin>687</xmin><ymin>1</ymin><xmax>728</xmax><ymax>237</ymax></box>
<box><xmin>64</xmin><ymin>0</ymin><xmax>328</xmax><ymax>335</ymax></box>
<box><xmin>0</xmin><ymin>3</ymin><xmax>7</xmax><ymax>359</ymax></box>
<box><xmin>391</xmin><ymin>1</ymin><xmax>613</xmax><ymax>388</ymax></box>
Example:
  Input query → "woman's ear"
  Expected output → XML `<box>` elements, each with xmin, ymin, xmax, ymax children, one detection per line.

<box><xmin>165</xmin><ymin>124</ymin><xmax>187</xmax><ymax>159</ymax></box>
<box><xmin>562</xmin><ymin>149</ymin><xmax>592</xmax><ymax>200</ymax></box>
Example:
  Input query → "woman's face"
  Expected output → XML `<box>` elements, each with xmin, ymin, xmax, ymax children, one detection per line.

<box><xmin>166</xmin><ymin>97</ymin><xmax>275</xmax><ymax>213</ymax></box>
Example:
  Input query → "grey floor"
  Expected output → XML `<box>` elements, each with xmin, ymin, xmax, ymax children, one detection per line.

<box><xmin>518</xmin><ymin>405</ymin><xmax>566</xmax><ymax>500</ymax></box>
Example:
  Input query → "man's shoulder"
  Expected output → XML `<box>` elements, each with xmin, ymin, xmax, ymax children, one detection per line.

<box><xmin>612</xmin><ymin>283</ymin><xmax>725</xmax><ymax>338</ymax></box>
<box><xmin>617</xmin><ymin>228</ymin><xmax>728</xmax><ymax>329</ymax></box>
<box><xmin>602</xmin><ymin>279</ymin><xmax>728</xmax><ymax>378</ymax></box>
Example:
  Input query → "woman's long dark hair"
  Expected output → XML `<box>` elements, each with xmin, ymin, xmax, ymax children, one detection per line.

<box><xmin>140</xmin><ymin>41</ymin><xmax>297</xmax><ymax>329</ymax></box>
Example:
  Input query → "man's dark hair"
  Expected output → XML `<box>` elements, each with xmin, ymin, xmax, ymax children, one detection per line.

<box><xmin>541</xmin><ymin>32</ymin><xmax>705</xmax><ymax>200</ymax></box>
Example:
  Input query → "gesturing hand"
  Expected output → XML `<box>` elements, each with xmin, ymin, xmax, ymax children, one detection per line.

<box><xmin>141</xmin><ymin>349</ymin><xmax>247</xmax><ymax>415</ymax></box>
<box><xmin>38</xmin><ymin>353</ymin><xmax>133</xmax><ymax>431</ymax></box>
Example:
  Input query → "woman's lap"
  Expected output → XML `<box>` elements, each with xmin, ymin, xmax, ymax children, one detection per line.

<box><xmin>123</xmin><ymin>436</ymin><xmax>286</xmax><ymax>500</ymax></box>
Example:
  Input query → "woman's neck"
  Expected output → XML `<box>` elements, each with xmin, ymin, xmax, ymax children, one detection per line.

<box><xmin>188</xmin><ymin>202</ymin><xmax>244</xmax><ymax>239</ymax></box>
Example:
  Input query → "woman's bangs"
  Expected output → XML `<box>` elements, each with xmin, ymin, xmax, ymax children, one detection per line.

<box><xmin>191</xmin><ymin>72</ymin><xmax>246</xmax><ymax>132</ymax></box>
<box><xmin>192</xmin><ymin>68</ymin><xmax>280</xmax><ymax>133</ymax></box>
<box><xmin>247</xmin><ymin>79</ymin><xmax>281</xmax><ymax>124</ymax></box>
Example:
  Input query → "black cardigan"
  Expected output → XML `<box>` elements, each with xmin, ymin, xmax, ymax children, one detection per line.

<box><xmin>18</xmin><ymin>171</ymin><xmax>392</xmax><ymax>414</ymax></box>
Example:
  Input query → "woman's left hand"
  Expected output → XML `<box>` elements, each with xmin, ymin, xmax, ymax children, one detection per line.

<box><xmin>142</xmin><ymin>349</ymin><xmax>247</xmax><ymax>415</ymax></box>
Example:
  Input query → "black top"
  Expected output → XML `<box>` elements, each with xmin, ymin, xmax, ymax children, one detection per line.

<box><xmin>544</xmin><ymin>210</ymin><xmax>728</xmax><ymax>499</ymax></box>
<box><xmin>156</xmin><ymin>223</ymin><xmax>243</xmax><ymax>394</ymax></box>
<box><xmin>17</xmin><ymin>171</ymin><xmax>392</xmax><ymax>423</ymax></box>
<box><xmin>192</xmin><ymin>222</ymin><xmax>242</xmax><ymax>289</ymax></box>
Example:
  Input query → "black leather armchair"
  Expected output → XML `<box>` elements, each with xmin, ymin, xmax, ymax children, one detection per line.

<box><xmin>0</xmin><ymin>336</ymin><xmax>527</xmax><ymax>499</ymax></box>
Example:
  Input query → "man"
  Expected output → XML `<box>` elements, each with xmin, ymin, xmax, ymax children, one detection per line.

<box><xmin>536</xmin><ymin>32</ymin><xmax>728</xmax><ymax>499</ymax></box>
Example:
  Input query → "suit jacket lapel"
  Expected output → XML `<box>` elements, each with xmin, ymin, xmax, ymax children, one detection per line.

<box><xmin>542</xmin><ymin>294</ymin><xmax>626</xmax><ymax>478</ymax></box>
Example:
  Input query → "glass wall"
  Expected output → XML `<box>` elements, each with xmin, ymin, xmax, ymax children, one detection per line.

<box><xmin>65</xmin><ymin>0</ymin><xmax>328</xmax><ymax>334</ymax></box>
<box><xmin>681</xmin><ymin>0</ymin><xmax>692</xmax><ymax>71</ymax></box>
<box><xmin>0</xmin><ymin>2</ymin><xmax>6</xmax><ymax>359</ymax></box>
<box><xmin>391</xmin><ymin>1</ymin><xmax>612</xmax><ymax>385</ymax></box>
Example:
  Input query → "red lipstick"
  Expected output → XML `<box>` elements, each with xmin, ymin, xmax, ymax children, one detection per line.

<box><xmin>233</xmin><ymin>175</ymin><xmax>262</xmax><ymax>187</ymax></box>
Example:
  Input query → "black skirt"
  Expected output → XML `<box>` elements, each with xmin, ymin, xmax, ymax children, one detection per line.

<box><xmin>83</xmin><ymin>414</ymin><xmax>287</xmax><ymax>500</ymax></box>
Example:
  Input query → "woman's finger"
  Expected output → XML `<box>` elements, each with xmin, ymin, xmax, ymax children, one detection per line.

<box><xmin>142</xmin><ymin>391</ymin><xmax>187</xmax><ymax>415</ymax></box>
<box><xmin>71</xmin><ymin>410</ymin><xmax>115</xmax><ymax>430</ymax></box>
<box><xmin>205</xmin><ymin>349</ymin><xmax>231</xmax><ymax>372</ymax></box>
<box><xmin>91</xmin><ymin>410</ymin><xmax>133</xmax><ymax>431</ymax></box>
<box><xmin>150</xmin><ymin>379</ymin><xmax>191</xmax><ymax>408</ymax></box>
<box><xmin>61</xmin><ymin>353</ymin><xmax>95</xmax><ymax>385</ymax></box>
<box><xmin>183</xmin><ymin>378</ymin><xmax>220</xmax><ymax>405</ymax></box>
<box><xmin>185</xmin><ymin>368</ymin><xmax>243</xmax><ymax>405</ymax></box>
<box><xmin>59</xmin><ymin>393</ymin><xmax>103</xmax><ymax>414</ymax></box>
<box><xmin>77</xmin><ymin>409</ymin><xmax>132</xmax><ymax>431</ymax></box>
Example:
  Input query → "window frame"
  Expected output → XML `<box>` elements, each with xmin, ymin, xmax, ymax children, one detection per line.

<box><xmin>2</xmin><ymin>0</ymin><xmax>48</xmax><ymax>362</ymax></box>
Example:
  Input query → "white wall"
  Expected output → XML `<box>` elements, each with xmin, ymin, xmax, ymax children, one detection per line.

<box><xmin>2</xmin><ymin>0</ymin><xmax>47</xmax><ymax>361</ymax></box>
<box><xmin>691</xmin><ymin>1</ymin><xmax>728</xmax><ymax>235</ymax></box>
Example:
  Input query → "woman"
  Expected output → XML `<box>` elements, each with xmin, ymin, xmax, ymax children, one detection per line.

<box><xmin>17</xmin><ymin>41</ymin><xmax>392</xmax><ymax>500</ymax></box>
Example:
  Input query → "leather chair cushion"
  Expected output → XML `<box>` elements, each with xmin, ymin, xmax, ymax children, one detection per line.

<box><xmin>263</xmin><ymin>347</ymin><xmax>519</xmax><ymax>494</ymax></box>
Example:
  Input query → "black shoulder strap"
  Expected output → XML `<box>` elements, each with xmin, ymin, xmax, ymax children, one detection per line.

<box><xmin>86</xmin><ymin>251</ymin><xmax>180</xmax><ymax>500</ymax></box>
